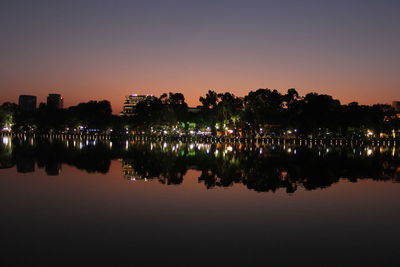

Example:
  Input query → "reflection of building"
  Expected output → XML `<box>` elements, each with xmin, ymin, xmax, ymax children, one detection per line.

<box><xmin>393</xmin><ymin>101</ymin><xmax>400</xmax><ymax>112</ymax></box>
<box><xmin>16</xmin><ymin>157</ymin><xmax>35</xmax><ymax>173</ymax></box>
<box><xmin>122</xmin><ymin>94</ymin><xmax>153</xmax><ymax>115</ymax></box>
<box><xmin>122</xmin><ymin>159</ymin><xmax>147</xmax><ymax>181</ymax></box>
<box><xmin>47</xmin><ymin>94</ymin><xmax>63</xmax><ymax>109</ymax></box>
<box><xmin>19</xmin><ymin>95</ymin><xmax>37</xmax><ymax>112</ymax></box>
<box><xmin>45</xmin><ymin>161</ymin><xmax>62</xmax><ymax>176</ymax></box>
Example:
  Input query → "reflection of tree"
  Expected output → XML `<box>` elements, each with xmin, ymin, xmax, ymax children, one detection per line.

<box><xmin>195</xmin><ymin>146</ymin><xmax>400</xmax><ymax>193</ymax></box>
<box><xmin>0</xmin><ymin>138</ymin><xmax>399</xmax><ymax>193</ymax></box>
<box><xmin>2</xmin><ymin>138</ymin><xmax>112</xmax><ymax>174</ymax></box>
<box><xmin>122</xmin><ymin>144</ymin><xmax>187</xmax><ymax>185</ymax></box>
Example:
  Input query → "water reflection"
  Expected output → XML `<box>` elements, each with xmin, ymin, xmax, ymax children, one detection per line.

<box><xmin>1</xmin><ymin>137</ymin><xmax>399</xmax><ymax>193</ymax></box>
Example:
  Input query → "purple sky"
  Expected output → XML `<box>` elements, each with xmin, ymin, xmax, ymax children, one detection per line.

<box><xmin>1</xmin><ymin>0</ymin><xmax>399</xmax><ymax>112</ymax></box>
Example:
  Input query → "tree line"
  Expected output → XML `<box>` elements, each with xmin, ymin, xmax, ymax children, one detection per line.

<box><xmin>1</xmin><ymin>88</ymin><xmax>399</xmax><ymax>138</ymax></box>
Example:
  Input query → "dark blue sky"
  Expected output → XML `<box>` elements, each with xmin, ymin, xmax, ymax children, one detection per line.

<box><xmin>1</xmin><ymin>0</ymin><xmax>399</xmax><ymax>110</ymax></box>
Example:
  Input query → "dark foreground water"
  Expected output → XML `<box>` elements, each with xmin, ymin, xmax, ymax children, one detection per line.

<box><xmin>1</xmin><ymin>136</ymin><xmax>400</xmax><ymax>266</ymax></box>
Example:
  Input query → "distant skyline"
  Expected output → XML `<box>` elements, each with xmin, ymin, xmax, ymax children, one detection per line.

<box><xmin>1</xmin><ymin>0</ymin><xmax>399</xmax><ymax>113</ymax></box>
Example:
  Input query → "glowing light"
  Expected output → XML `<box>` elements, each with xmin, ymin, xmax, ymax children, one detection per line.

<box><xmin>2</xmin><ymin>136</ymin><xmax>10</xmax><ymax>145</ymax></box>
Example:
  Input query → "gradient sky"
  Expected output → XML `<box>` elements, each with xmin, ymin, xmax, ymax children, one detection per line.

<box><xmin>1</xmin><ymin>0</ymin><xmax>399</xmax><ymax>113</ymax></box>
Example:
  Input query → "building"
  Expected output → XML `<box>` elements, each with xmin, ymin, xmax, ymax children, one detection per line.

<box><xmin>393</xmin><ymin>101</ymin><xmax>400</xmax><ymax>112</ymax></box>
<box><xmin>18</xmin><ymin>95</ymin><xmax>37</xmax><ymax>112</ymax></box>
<box><xmin>47</xmin><ymin>93</ymin><xmax>63</xmax><ymax>109</ymax></box>
<box><xmin>122</xmin><ymin>94</ymin><xmax>153</xmax><ymax>115</ymax></box>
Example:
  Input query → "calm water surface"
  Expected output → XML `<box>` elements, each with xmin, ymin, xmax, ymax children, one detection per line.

<box><xmin>1</xmin><ymin>136</ymin><xmax>399</xmax><ymax>266</ymax></box>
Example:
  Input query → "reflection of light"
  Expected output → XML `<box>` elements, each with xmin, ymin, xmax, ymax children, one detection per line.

<box><xmin>190</xmin><ymin>144</ymin><xmax>194</xmax><ymax>149</ymax></box>
<box><xmin>109</xmin><ymin>141</ymin><xmax>113</xmax><ymax>148</ymax></box>
<box><xmin>227</xmin><ymin>146</ymin><xmax>233</xmax><ymax>152</ymax></box>
<box><xmin>367</xmin><ymin>148</ymin><xmax>373</xmax><ymax>156</ymax></box>
<box><xmin>125</xmin><ymin>141</ymin><xmax>129</xmax><ymax>150</ymax></box>
<box><xmin>2</xmin><ymin>136</ymin><xmax>10</xmax><ymax>145</ymax></box>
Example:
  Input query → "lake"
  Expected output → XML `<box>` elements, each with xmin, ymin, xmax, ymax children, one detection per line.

<box><xmin>1</xmin><ymin>136</ymin><xmax>399</xmax><ymax>266</ymax></box>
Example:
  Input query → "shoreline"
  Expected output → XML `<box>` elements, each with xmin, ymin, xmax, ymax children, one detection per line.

<box><xmin>1</xmin><ymin>132</ymin><xmax>399</xmax><ymax>147</ymax></box>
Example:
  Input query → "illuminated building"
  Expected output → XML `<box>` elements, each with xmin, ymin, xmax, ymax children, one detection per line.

<box><xmin>122</xmin><ymin>94</ymin><xmax>153</xmax><ymax>115</ymax></box>
<box><xmin>47</xmin><ymin>94</ymin><xmax>63</xmax><ymax>109</ymax></box>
